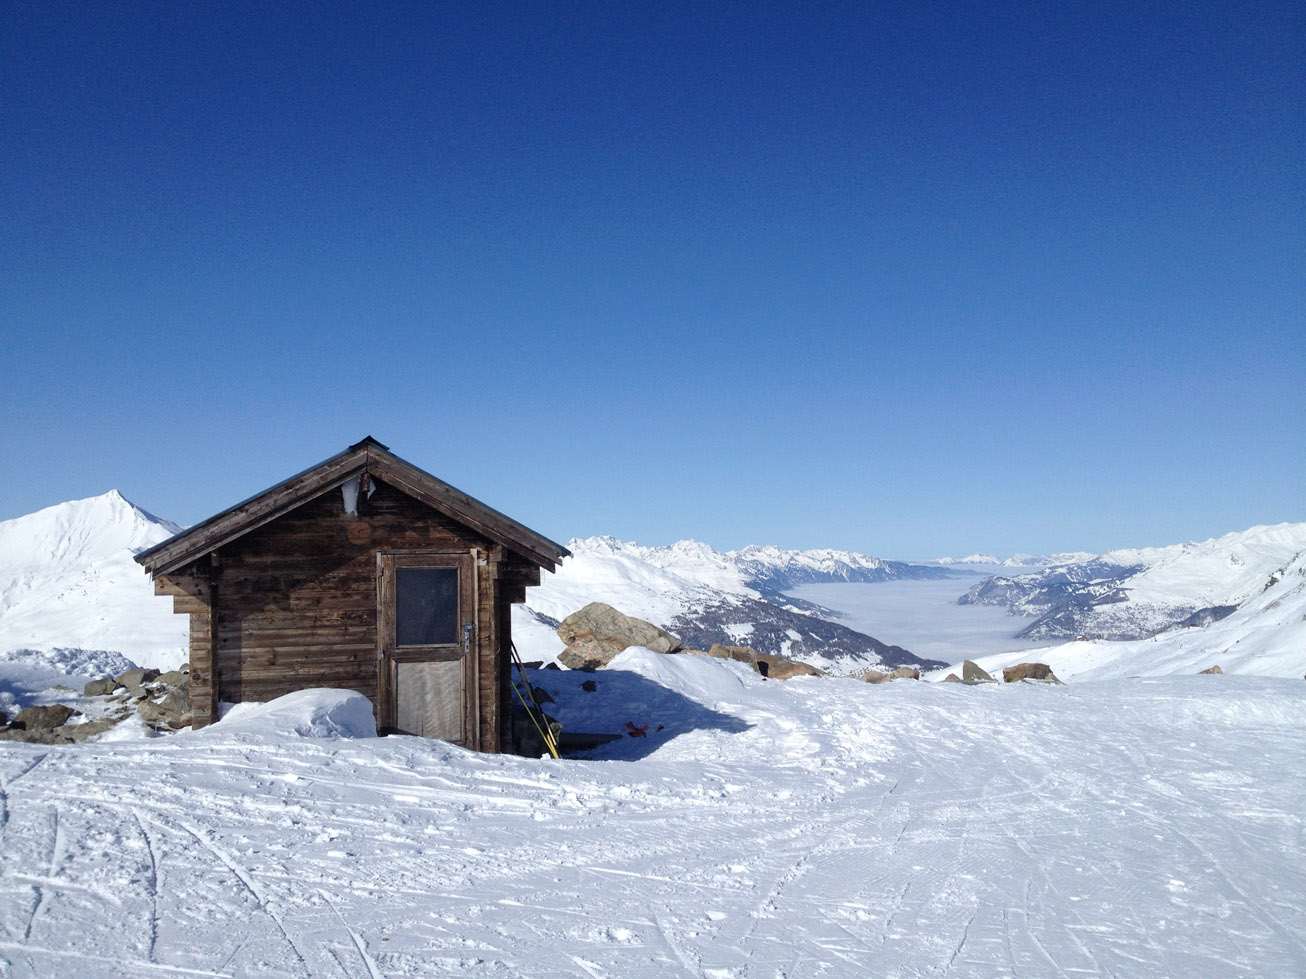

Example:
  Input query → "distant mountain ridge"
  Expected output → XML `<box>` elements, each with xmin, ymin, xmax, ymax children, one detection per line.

<box><xmin>519</xmin><ymin>536</ymin><xmax>951</xmax><ymax>673</ymax></box>
<box><xmin>577</xmin><ymin>536</ymin><xmax>956</xmax><ymax>598</ymax></box>
<box><xmin>959</xmin><ymin>523</ymin><xmax>1306</xmax><ymax>642</ymax></box>
<box><xmin>935</xmin><ymin>551</ymin><xmax>1096</xmax><ymax>568</ymax></box>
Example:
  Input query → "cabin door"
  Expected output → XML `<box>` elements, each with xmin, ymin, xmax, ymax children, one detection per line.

<box><xmin>377</xmin><ymin>551</ymin><xmax>477</xmax><ymax>746</ymax></box>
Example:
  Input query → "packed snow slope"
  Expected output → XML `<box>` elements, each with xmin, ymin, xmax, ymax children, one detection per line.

<box><xmin>1</xmin><ymin>652</ymin><xmax>1304</xmax><ymax>978</ymax></box>
<box><xmin>939</xmin><ymin>546</ymin><xmax>1306</xmax><ymax>683</ymax></box>
<box><xmin>517</xmin><ymin>536</ymin><xmax>948</xmax><ymax>672</ymax></box>
<box><xmin>0</xmin><ymin>492</ymin><xmax>186</xmax><ymax>669</ymax></box>
<box><xmin>960</xmin><ymin>522</ymin><xmax>1306</xmax><ymax>642</ymax></box>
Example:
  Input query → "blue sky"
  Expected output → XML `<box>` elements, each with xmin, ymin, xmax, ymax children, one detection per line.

<box><xmin>2</xmin><ymin>2</ymin><xmax>1302</xmax><ymax>558</ymax></box>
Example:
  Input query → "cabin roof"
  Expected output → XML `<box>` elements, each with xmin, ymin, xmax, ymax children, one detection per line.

<box><xmin>135</xmin><ymin>436</ymin><xmax>570</xmax><ymax>577</ymax></box>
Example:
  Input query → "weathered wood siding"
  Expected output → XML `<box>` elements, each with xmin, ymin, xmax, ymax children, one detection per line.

<box><xmin>166</xmin><ymin>478</ymin><xmax>518</xmax><ymax>750</ymax></box>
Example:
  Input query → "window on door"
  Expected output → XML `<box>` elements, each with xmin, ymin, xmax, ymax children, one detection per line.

<box><xmin>395</xmin><ymin>567</ymin><xmax>458</xmax><ymax>646</ymax></box>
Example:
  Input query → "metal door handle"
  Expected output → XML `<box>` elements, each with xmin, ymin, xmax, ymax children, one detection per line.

<box><xmin>462</xmin><ymin>621</ymin><xmax>474</xmax><ymax>653</ymax></box>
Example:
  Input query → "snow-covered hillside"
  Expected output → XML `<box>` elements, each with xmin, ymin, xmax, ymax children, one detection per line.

<box><xmin>959</xmin><ymin>522</ymin><xmax>1306</xmax><ymax>642</ymax></box>
<box><xmin>0</xmin><ymin>492</ymin><xmax>187</xmax><ymax>669</ymax></box>
<box><xmin>2</xmin><ymin>653</ymin><xmax>1304</xmax><ymax>977</ymax></box>
<box><xmin>537</xmin><ymin>536</ymin><xmax>953</xmax><ymax>603</ymax></box>
<box><xmin>941</xmin><ymin>545</ymin><xmax>1306</xmax><ymax>682</ymax></box>
<box><xmin>516</xmin><ymin>536</ymin><xmax>946</xmax><ymax>673</ymax></box>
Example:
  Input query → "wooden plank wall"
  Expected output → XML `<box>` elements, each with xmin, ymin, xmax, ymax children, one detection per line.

<box><xmin>168</xmin><ymin>479</ymin><xmax>520</xmax><ymax>744</ymax></box>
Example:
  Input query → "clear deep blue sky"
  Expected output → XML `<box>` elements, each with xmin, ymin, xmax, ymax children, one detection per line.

<box><xmin>2</xmin><ymin>2</ymin><xmax>1302</xmax><ymax>558</ymax></box>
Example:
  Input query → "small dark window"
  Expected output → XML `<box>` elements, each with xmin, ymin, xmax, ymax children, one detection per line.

<box><xmin>396</xmin><ymin>567</ymin><xmax>458</xmax><ymax>646</ymax></box>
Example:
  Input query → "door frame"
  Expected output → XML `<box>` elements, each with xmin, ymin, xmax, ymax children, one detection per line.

<box><xmin>376</xmin><ymin>549</ymin><xmax>479</xmax><ymax>746</ymax></box>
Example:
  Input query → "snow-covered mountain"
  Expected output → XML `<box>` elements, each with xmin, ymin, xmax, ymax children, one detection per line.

<box><xmin>941</xmin><ymin>546</ymin><xmax>1306</xmax><ymax>681</ymax></box>
<box><xmin>516</xmin><ymin>536</ymin><xmax>948</xmax><ymax>673</ymax></box>
<box><xmin>0</xmin><ymin>491</ymin><xmax>188</xmax><ymax>668</ymax></box>
<box><xmin>959</xmin><ymin>522</ymin><xmax>1306</xmax><ymax>642</ymax></box>
<box><xmin>935</xmin><ymin>551</ymin><xmax>1096</xmax><ymax>568</ymax></box>
<box><xmin>548</xmin><ymin>537</ymin><xmax>954</xmax><ymax>597</ymax></box>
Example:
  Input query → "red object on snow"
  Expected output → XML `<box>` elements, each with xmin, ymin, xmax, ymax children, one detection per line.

<box><xmin>625</xmin><ymin>722</ymin><xmax>649</xmax><ymax>738</ymax></box>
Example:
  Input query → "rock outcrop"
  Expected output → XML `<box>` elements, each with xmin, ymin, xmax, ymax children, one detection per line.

<box><xmin>755</xmin><ymin>652</ymin><xmax>823</xmax><ymax>679</ymax></box>
<box><xmin>556</xmin><ymin>602</ymin><xmax>682</xmax><ymax>670</ymax></box>
<box><xmin>0</xmin><ymin>665</ymin><xmax>192</xmax><ymax>744</ymax></box>
<box><xmin>962</xmin><ymin>660</ymin><xmax>996</xmax><ymax>683</ymax></box>
<box><xmin>704</xmin><ymin>644</ymin><xmax>759</xmax><ymax>667</ymax></box>
<box><xmin>680</xmin><ymin>642</ymin><xmax>821</xmax><ymax>680</ymax></box>
<box><xmin>854</xmin><ymin>666</ymin><xmax>919</xmax><ymax>684</ymax></box>
<box><xmin>1002</xmin><ymin>662</ymin><xmax>1062</xmax><ymax>684</ymax></box>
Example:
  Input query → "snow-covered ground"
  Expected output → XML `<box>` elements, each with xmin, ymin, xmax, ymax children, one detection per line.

<box><xmin>787</xmin><ymin>577</ymin><xmax>1049</xmax><ymax>661</ymax></box>
<box><xmin>2</xmin><ymin>650</ymin><xmax>1304</xmax><ymax>977</ymax></box>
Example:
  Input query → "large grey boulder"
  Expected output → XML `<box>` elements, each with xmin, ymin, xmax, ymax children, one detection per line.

<box><xmin>1002</xmin><ymin>662</ymin><xmax>1062</xmax><ymax>684</ymax></box>
<box><xmin>14</xmin><ymin>704</ymin><xmax>77</xmax><ymax>730</ymax></box>
<box><xmin>962</xmin><ymin>660</ymin><xmax>996</xmax><ymax>683</ymax></box>
<box><xmin>856</xmin><ymin>665</ymin><xmax>919</xmax><ymax>684</ymax></box>
<box><xmin>704</xmin><ymin>644</ymin><xmax>759</xmax><ymax>667</ymax></box>
<box><xmin>83</xmin><ymin>678</ymin><xmax>120</xmax><ymax>697</ymax></box>
<box><xmin>754</xmin><ymin>653</ymin><xmax>823</xmax><ymax>680</ymax></box>
<box><xmin>155</xmin><ymin>669</ymin><xmax>190</xmax><ymax>689</ymax></box>
<box><xmin>114</xmin><ymin>668</ymin><xmax>160</xmax><ymax>695</ymax></box>
<box><xmin>557</xmin><ymin>602</ymin><xmax>682</xmax><ymax>670</ymax></box>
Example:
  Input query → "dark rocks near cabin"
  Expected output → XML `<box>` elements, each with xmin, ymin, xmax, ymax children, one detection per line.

<box><xmin>83</xmin><ymin>677</ymin><xmax>119</xmax><ymax>697</ymax></box>
<box><xmin>114</xmin><ymin>667</ymin><xmax>161</xmax><ymax>696</ymax></box>
<box><xmin>137</xmin><ymin>686</ymin><xmax>192</xmax><ymax>731</ymax></box>
<box><xmin>508</xmin><ymin>703</ymin><xmax>563</xmax><ymax>758</ymax></box>
<box><xmin>15</xmin><ymin>704</ymin><xmax>77</xmax><ymax>730</ymax></box>
<box><xmin>0</xmin><ymin>665</ymin><xmax>192</xmax><ymax>744</ymax></box>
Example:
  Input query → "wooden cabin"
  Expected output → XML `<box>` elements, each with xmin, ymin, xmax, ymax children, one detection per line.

<box><xmin>135</xmin><ymin>437</ymin><xmax>568</xmax><ymax>752</ymax></box>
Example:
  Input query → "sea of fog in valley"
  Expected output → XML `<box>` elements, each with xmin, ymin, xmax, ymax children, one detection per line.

<box><xmin>788</xmin><ymin>575</ymin><xmax>1049</xmax><ymax>662</ymax></box>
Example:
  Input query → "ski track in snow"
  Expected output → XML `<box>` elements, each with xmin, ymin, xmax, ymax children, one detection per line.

<box><xmin>0</xmin><ymin>663</ymin><xmax>1304</xmax><ymax>977</ymax></box>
